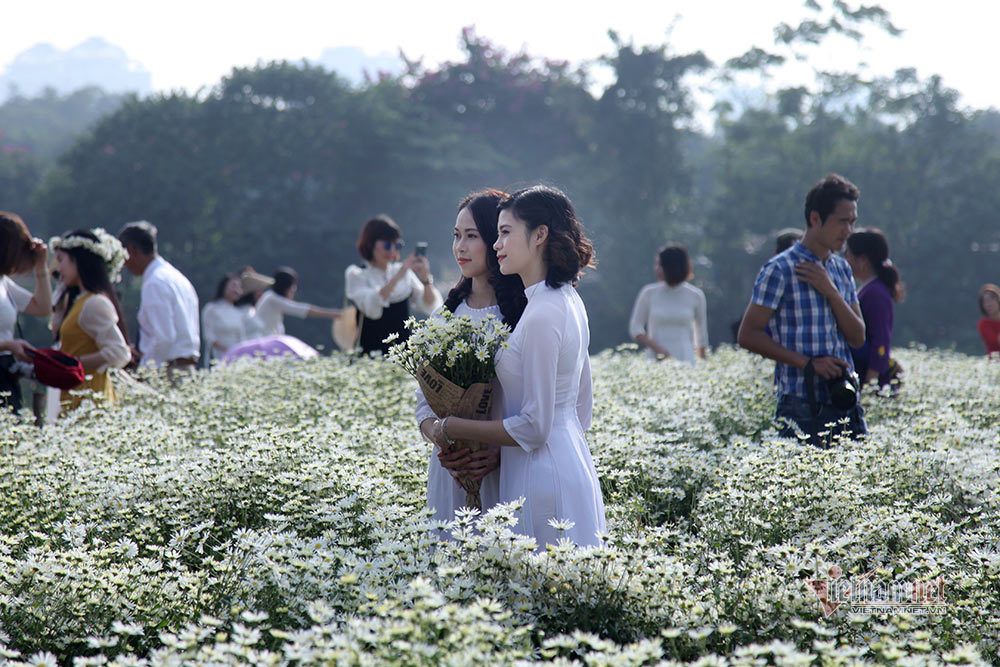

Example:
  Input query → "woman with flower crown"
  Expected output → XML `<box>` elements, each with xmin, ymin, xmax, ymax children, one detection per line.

<box><xmin>427</xmin><ymin>186</ymin><xmax>607</xmax><ymax>549</ymax></box>
<box><xmin>415</xmin><ymin>189</ymin><xmax>527</xmax><ymax>525</ymax></box>
<box><xmin>49</xmin><ymin>228</ymin><xmax>131</xmax><ymax>409</ymax></box>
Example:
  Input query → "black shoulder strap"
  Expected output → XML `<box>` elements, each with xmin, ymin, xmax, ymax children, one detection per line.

<box><xmin>804</xmin><ymin>358</ymin><xmax>819</xmax><ymax>418</ymax></box>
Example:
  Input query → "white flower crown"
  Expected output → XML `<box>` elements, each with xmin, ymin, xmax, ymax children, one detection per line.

<box><xmin>49</xmin><ymin>228</ymin><xmax>130</xmax><ymax>283</ymax></box>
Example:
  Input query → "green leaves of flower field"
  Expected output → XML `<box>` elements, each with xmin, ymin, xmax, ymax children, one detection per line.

<box><xmin>0</xmin><ymin>347</ymin><xmax>998</xmax><ymax>665</ymax></box>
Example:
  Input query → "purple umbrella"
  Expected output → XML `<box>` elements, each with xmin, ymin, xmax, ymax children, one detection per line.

<box><xmin>221</xmin><ymin>335</ymin><xmax>319</xmax><ymax>364</ymax></box>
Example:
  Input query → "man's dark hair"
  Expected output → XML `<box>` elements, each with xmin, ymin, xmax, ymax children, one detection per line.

<box><xmin>118</xmin><ymin>220</ymin><xmax>158</xmax><ymax>255</ymax></box>
<box><xmin>803</xmin><ymin>174</ymin><xmax>859</xmax><ymax>228</ymax></box>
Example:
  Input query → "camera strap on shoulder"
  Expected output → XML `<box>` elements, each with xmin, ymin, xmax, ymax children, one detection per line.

<box><xmin>804</xmin><ymin>357</ymin><xmax>821</xmax><ymax>418</ymax></box>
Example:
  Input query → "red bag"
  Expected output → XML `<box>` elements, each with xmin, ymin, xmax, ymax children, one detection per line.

<box><xmin>30</xmin><ymin>349</ymin><xmax>86</xmax><ymax>390</ymax></box>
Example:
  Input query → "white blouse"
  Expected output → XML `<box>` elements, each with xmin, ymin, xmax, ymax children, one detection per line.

<box><xmin>202</xmin><ymin>300</ymin><xmax>254</xmax><ymax>356</ymax></box>
<box><xmin>75</xmin><ymin>292</ymin><xmax>131</xmax><ymax>372</ymax></box>
<box><xmin>0</xmin><ymin>276</ymin><xmax>32</xmax><ymax>342</ymax></box>
<box><xmin>250</xmin><ymin>290</ymin><xmax>312</xmax><ymax>337</ymax></box>
<box><xmin>628</xmin><ymin>281</ymin><xmax>708</xmax><ymax>363</ymax></box>
<box><xmin>345</xmin><ymin>262</ymin><xmax>442</xmax><ymax>320</ymax></box>
<box><xmin>496</xmin><ymin>281</ymin><xmax>605</xmax><ymax>549</ymax></box>
<box><xmin>415</xmin><ymin>301</ymin><xmax>504</xmax><ymax>524</ymax></box>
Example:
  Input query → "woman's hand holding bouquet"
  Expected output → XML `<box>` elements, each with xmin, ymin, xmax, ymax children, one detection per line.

<box><xmin>387</xmin><ymin>310</ymin><xmax>509</xmax><ymax>509</ymax></box>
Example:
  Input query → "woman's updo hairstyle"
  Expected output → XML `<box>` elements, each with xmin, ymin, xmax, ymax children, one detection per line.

<box><xmin>497</xmin><ymin>185</ymin><xmax>595</xmax><ymax>288</ymax></box>
<box><xmin>444</xmin><ymin>189</ymin><xmax>527</xmax><ymax>327</ymax></box>
<box><xmin>846</xmin><ymin>228</ymin><xmax>904</xmax><ymax>302</ymax></box>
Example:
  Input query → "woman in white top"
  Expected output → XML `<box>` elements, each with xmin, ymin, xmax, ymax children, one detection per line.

<box><xmin>1</xmin><ymin>212</ymin><xmax>52</xmax><ymax>412</ymax></box>
<box><xmin>416</xmin><ymin>189</ymin><xmax>527</xmax><ymax>525</ymax></box>
<box><xmin>202</xmin><ymin>273</ymin><xmax>254</xmax><ymax>360</ymax></box>
<box><xmin>628</xmin><ymin>243</ymin><xmax>708</xmax><ymax>363</ymax></box>
<box><xmin>345</xmin><ymin>215</ymin><xmax>443</xmax><ymax>356</ymax></box>
<box><xmin>50</xmin><ymin>228</ymin><xmax>131</xmax><ymax>409</ymax></box>
<box><xmin>250</xmin><ymin>267</ymin><xmax>341</xmax><ymax>338</ymax></box>
<box><xmin>427</xmin><ymin>186</ymin><xmax>606</xmax><ymax>549</ymax></box>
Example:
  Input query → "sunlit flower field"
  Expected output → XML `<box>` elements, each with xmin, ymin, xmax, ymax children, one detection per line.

<box><xmin>1</xmin><ymin>346</ymin><xmax>998</xmax><ymax>666</ymax></box>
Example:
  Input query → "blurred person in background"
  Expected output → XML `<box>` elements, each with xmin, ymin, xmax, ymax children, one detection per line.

<box><xmin>345</xmin><ymin>215</ymin><xmax>442</xmax><ymax>356</ymax></box>
<box><xmin>628</xmin><ymin>243</ymin><xmax>708</xmax><ymax>363</ymax></box>
<box><xmin>49</xmin><ymin>229</ymin><xmax>131</xmax><ymax>410</ymax></box>
<box><xmin>845</xmin><ymin>229</ymin><xmax>904</xmax><ymax>389</ymax></box>
<box><xmin>738</xmin><ymin>174</ymin><xmax>867</xmax><ymax>447</ymax></box>
<box><xmin>118</xmin><ymin>221</ymin><xmax>200</xmax><ymax>372</ymax></box>
<box><xmin>250</xmin><ymin>266</ymin><xmax>341</xmax><ymax>338</ymax></box>
<box><xmin>0</xmin><ymin>212</ymin><xmax>52</xmax><ymax>412</ymax></box>
<box><xmin>978</xmin><ymin>283</ymin><xmax>1000</xmax><ymax>358</ymax></box>
<box><xmin>201</xmin><ymin>272</ymin><xmax>256</xmax><ymax>362</ymax></box>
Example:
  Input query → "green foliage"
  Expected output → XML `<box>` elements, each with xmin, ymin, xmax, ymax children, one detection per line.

<box><xmin>4</xmin><ymin>10</ymin><xmax>999</xmax><ymax>355</ymax></box>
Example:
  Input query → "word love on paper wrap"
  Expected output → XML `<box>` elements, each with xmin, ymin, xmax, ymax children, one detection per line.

<box><xmin>385</xmin><ymin>310</ymin><xmax>510</xmax><ymax>510</ymax></box>
<box><xmin>417</xmin><ymin>364</ymin><xmax>494</xmax><ymax>510</ymax></box>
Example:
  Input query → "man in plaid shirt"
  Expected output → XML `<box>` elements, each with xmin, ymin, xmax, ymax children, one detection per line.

<box><xmin>738</xmin><ymin>174</ymin><xmax>867</xmax><ymax>447</ymax></box>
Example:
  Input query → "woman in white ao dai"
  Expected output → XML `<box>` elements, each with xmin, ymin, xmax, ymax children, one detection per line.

<box><xmin>416</xmin><ymin>190</ymin><xmax>527</xmax><ymax>525</ymax></box>
<box><xmin>496</xmin><ymin>280</ymin><xmax>604</xmax><ymax>547</ymax></box>
<box><xmin>428</xmin><ymin>186</ymin><xmax>606</xmax><ymax>549</ymax></box>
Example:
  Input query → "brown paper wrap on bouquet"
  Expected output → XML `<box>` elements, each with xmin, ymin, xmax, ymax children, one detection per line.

<box><xmin>417</xmin><ymin>364</ymin><xmax>494</xmax><ymax>510</ymax></box>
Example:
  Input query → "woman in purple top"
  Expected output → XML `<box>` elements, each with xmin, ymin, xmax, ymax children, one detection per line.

<box><xmin>845</xmin><ymin>229</ymin><xmax>904</xmax><ymax>388</ymax></box>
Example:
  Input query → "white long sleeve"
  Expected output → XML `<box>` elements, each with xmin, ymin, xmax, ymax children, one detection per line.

<box><xmin>501</xmin><ymin>294</ymin><xmax>565</xmax><ymax>453</ymax></box>
<box><xmin>693</xmin><ymin>286</ymin><xmax>708</xmax><ymax>349</ymax></box>
<box><xmin>138</xmin><ymin>257</ymin><xmax>200</xmax><ymax>366</ymax></box>
<box><xmin>628</xmin><ymin>284</ymin><xmax>651</xmax><ymax>339</ymax></box>
<box><xmin>76</xmin><ymin>293</ymin><xmax>130</xmax><ymax>371</ymax></box>
<box><xmin>346</xmin><ymin>263</ymin><xmax>442</xmax><ymax>320</ymax></box>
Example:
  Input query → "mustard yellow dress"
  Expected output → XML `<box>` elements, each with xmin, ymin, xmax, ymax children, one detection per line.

<box><xmin>58</xmin><ymin>293</ymin><xmax>120</xmax><ymax>410</ymax></box>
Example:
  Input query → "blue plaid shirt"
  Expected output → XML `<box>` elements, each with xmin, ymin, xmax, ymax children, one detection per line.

<box><xmin>751</xmin><ymin>241</ymin><xmax>858</xmax><ymax>401</ymax></box>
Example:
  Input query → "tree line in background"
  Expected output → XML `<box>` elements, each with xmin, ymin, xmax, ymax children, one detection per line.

<box><xmin>2</xmin><ymin>3</ymin><xmax>998</xmax><ymax>354</ymax></box>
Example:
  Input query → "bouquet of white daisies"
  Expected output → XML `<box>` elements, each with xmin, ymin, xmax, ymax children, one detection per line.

<box><xmin>386</xmin><ymin>310</ymin><xmax>510</xmax><ymax>509</ymax></box>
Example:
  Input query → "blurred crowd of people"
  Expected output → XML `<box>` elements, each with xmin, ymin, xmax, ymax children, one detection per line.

<box><xmin>0</xmin><ymin>212</ymin><xmax>447</xmax><ymax>422</ymax></box>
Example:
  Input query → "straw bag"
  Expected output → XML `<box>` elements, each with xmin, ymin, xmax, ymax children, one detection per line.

<box><xmin>332</xmin><ymin>302</ymin><xmax>363</xmax><ymax>352</ymax></box>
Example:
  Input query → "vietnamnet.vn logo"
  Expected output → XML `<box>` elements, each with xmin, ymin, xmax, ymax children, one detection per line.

<box><xmin>807</xmin><ymin>565</ymin><xmax>948</xmax><ymax>617</ymax></box>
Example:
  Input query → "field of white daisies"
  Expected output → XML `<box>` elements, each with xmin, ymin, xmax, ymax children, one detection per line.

<box><xmin>1</xmin><ymin>346</ymin><xmax>999</xmax><ymax>666</ymax></box>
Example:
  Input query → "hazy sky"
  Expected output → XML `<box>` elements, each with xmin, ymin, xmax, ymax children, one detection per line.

<box><xmin>5</xmin><ymin>0</ymin><xmax>998</xmax><ymax>110</ymax></box>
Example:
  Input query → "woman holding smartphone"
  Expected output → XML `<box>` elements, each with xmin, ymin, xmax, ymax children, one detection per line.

<box><xmin>345</xmin><ymin>215</ymin><xmax>442</xmax><ymax>355</ymax></box>
<box><xmin>415</xmin><ymin>189</ymin><xmax>527</xmax><ymax>525</ymax></box>
<box><xmin>427</xmin><ymin>186</ymin><xmax>606</xmax><ymax>549</ymax></box>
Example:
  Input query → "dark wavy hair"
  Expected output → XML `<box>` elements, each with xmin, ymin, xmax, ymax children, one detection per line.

<box><xmin>847</xmin><ymin>228</ymin><xmax>904</xmax><ymax>302</ymax></box>
<box><xmin>497</xmin><ymin>185</ymin><xmax>595</xmax><ymax>289</ymax></box>
<box><xmin>658</xmin><ymin>243</ymin><xmax>692</xmax><ymax>287</ymax></box>
<box><xmin>444</xmin><ymin>189</ymin><xmax>527</xmax><ymax>328</ymax></box>
<box><xmin>56</xmin><ymin>230</ymin><xmax>130</xmax><ymax>345</ymax></box>
<box><xmin>804</xmin><ymin>173</ymin><xmax>859</xmax><ymax>228</ymax></box>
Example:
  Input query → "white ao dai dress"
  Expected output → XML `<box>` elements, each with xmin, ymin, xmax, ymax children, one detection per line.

<box><xmin>416</xmin><ymin>301</ymin><xmax>503</xmax><ymax>523</ymax></box>
<box><xmin>496</xmin><ymin>281</ymin><xmax>606</xmax><ymax>549</ymax></box>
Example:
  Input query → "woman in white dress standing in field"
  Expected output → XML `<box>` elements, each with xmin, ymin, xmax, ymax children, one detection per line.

<box><xmin>416</xmin><ymin>189</ymin><xmax>527</xmax><ymax>524</ymax></box>
<box><xmin>428</xmin><ymin>185</ymin><xmax>606</xmax><ymax>549</ymax></box>
<box><xmin>628</xmin><ymin>243</ymin><xmax>708</xmax><ymax>363</ymax></box>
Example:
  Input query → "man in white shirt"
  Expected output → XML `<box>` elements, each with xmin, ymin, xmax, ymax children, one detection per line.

<box><xmin>118</xmin><ymin>221</ymin><xmax>200</xmax><ymax>370</ymax></box>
